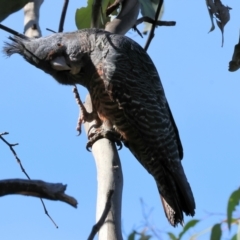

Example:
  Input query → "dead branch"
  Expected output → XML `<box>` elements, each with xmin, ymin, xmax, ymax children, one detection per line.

<box><xmin>135</xmin><ymin>17</ymin><xmax>176</xmax><ymax>27</ymax></box>
<box><xmin>0</xmin><ymin>132</ymin><xmax>30</xmax><ymax>179</ymax></box>
<box><xmin>0</xmin><ymin>131</ymin><xmax>58</xmax><ymax>227</ymax></box>
<box><xmin>0</xmin><ymin>179</ymin><xmax>77</xmax><ymax>207</ymax></box>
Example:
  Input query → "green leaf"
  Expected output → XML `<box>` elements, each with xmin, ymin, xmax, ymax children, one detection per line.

<box><xmin>138</xmin><ymin>0</ymin><xmax>156</xmax><ymax>19</ymax></box>
<box><xmin>0</xmin><ymin>0</ymin><xmax>31</xmax><ymax>22</ymax></box>
<box><xmin>178</xmin><ymin>219</ymin><xmax>200</xmax><ymax>239</ymax></box>
<box><xmin>231</xmin><ymin>234</ymin><xmax>237</xmax><ymax>240</ymax></box>
<box><xmin>75</xmin><ymin>0</ymin><xmax>115</xmax><ymax>30</ymax></box>
<box><xmin>128</xmin><ymin>231</ymin><xmax>136</xmax><ymax>240</ymax></box>
<box><xmin>227</xmin><ymin>188</ymin><xmax>240</xmax><ymax>230</ymax></box>
<box><xmin>210</xmin><ymin>223</ymin><xmax>222</xmax><ymax>240</ymax></box>
<box><xmin>138</xmin><ymin>0</ymin><xmax>164</xmax><ymax>33</ymax></box>
<box><xmin>128</xmin><ymin>231</ymin><xmax>151</xmax><ymax>240</ymax></box>
<box><xmin>75</xmin><ymin>0</ymin><xmax>92</xmax><ymax>29</ymax></box>
<box><xmin>139</xmin><ymin>233</ymin><xmax>151</xmax><ymax>240</ymax></box>
<box><xmin>167</xmin><ymin>232</ymin><xmax>178</xmax><ymax>240</ymax></box>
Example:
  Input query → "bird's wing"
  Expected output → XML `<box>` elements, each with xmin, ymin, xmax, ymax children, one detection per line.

<box><xmin>102</xmin><ymin>33</ymin><xmax>183</xmax><ymax>162</ymax></box>
<box><xmin>100</xmin><ymin>34</ymin><xmax>195</xmax><ymax>226</ymax></box>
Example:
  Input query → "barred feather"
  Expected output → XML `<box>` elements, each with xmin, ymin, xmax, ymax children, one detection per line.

<box><xmin>3</xmin><ymin>29</ymin><xmax>195</xmax><ymax>226</ymax></box>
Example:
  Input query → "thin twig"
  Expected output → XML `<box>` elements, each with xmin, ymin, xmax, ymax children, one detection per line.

<box><xmin>135</xmin><ymin>17</ymin><xmax>176</xmax><ymax>27</ymax></box>
<box><xmin>0</xmin><ymin>132</ymin><xmax>30</xmax><ymax>179</ymax></box>
<box><xmin>87</xmin><ymin>190</ymin><xmax>114</xmax><ymax>240</ymax></box>
<box><xmin>40</xmin><ymin>198</ymin><xmax>58</xmax><ymax>228</ymax></box>
<box><xmin>0</xmin><ymin>24</ymin><xmax>26</xmax><ymax>39</ymax></box>
<box><xmin>139</xmin><ymin>198</ymin><xmax>162</xmax><ymax>239</ymax></box>
<box><xmin>0</xmin><ymin>179</ymin><xmax>78</xmax><ymax>207</ymax></box>
<box><xmin>46</xmin><ymin>28</ymin><xmax>56</xmax><ymax>33</ymax></box>
<box><xmin>0</xmin><ymin>132</ymin><xmax>58</xmax><ymax>228</ymax></box>
<box><xmin>144</xmin><ymin>0</ymin><xmax>164</xmax><ymax>51</ymax></box>
<box><xmin>58</xmin><ymin>0</ymin><xmax>69</xmax><ymax>32</ymax></box>
<box><xmin>133</xmin><ymin>25</ymin><xmax>143</xmax><ymax>38</ymax></box>
<box><xmin>133</xmin><ymin>18</ymin><xmax>175</xmax><ymax>38</ymax></box>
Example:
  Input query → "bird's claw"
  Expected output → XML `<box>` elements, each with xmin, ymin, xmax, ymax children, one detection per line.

<box><xmin>86</xmin><ymin>129</ymin><xmax>122</xmax><ymax>151</ymax></box>
<box><xmin>76</xmin><ymin>126</ymin><xmax>81</xmax><ymax>136</ymax></box>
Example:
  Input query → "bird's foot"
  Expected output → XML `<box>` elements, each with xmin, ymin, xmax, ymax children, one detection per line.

<box><xmin>86</xmin><ymin>128</ymin><xmax>122</xmax><ymax>151</ymax></box>
<box><xmin>73</xmin><ymin>86</ymin><xmax>97</xmax><ymax>135</ymax></box>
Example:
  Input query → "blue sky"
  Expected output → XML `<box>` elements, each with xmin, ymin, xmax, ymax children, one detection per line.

<box><xmin>0</xmin><ymin>0</ymin><xmax>240</xmax><ymax>239</ymax></box>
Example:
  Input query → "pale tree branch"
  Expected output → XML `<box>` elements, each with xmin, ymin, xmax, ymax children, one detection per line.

<box><xmin>87</xmin><ymin>190</ymin><xmax>114</xmax><ymax>240</ymax></box>
<box><xmin>84</xmin><ymin>95</ymin><xmax>123</xmax><ymax>240</ymax></box>
<box><xmin>82</xmin><ymin>1</ymin><xmax>141</xmax><ymax>239</ymax></box>
<box><xmin>105</xmin><ymin>0</ymin><xmax>139</xmax><ymax>35</ymax></box>
<box><xmin>23</xmin><ymin>0</ymin><xmax>43</xmax><ymax>38</ymax></box>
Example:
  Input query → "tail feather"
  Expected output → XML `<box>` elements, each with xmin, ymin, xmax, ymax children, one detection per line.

<box><xmin>157</xmin><ymin>163</ymin><xmax>195</xmax><ymax>227</ymax></box>
<box><xmin>160</xmin><ymin>195</ymin><xmax>184</xmax><ymax>226</ymax></box>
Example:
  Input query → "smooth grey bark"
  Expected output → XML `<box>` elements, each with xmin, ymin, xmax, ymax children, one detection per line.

<box><xmin>105</xmin><ymin>0</ymin><xmax>139</xmax><ymax>35</ymax></box>
<box><xmin>83</xmin><ymin>1</ymin><xmax>140</xmax><ymax>239</ymax></box>
<box><xmin>23</xmin><ymin>0</ymin><xmax>43</xmax><ymax>37</ymax></box>
<box><xmin>84</xmin><ymin>95</ymin><xmax>123</xmax><ymax>240</ymax></box>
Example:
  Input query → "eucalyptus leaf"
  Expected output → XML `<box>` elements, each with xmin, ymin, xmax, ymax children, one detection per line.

<box><xmin>210</xmin><ymin>223</ymin><xmax>222</xmax><ymax>240</ymax></box>
<box><xmin>206</xmin><ymin>0</ymin><xmax>231</xmax><ymax>46</ymax></box>
<box><xmin>128</xmin><ymin>231</ymin><xmax>136</xmax><ymax>240</ymax></box>
<box><xmin>178</xmin><ymin>219</ymin><xmax>200</xmax><ymax>239</ymax></box>
<box><xmin>227</xmin><ymin>188</ymin><xmax>240</xmax><ymax>230</ymax></box>
<box><xmin>229</xmin><ymin>32</ymin><xmax>240</xmax><ymax>72</ymax></box>
<box><xmin>231</xmin><ymin>234</ymin><xmax>237</xmax><ymax>240</ymax></box>
<box><xmin>167</xmin><ymin>232</ymin><xmax>178</xmax><ymax>240</ymax></box>
<box><xmin>75</xmin><ymin>0</ymin><xmax>92</xmax><ymax>29</ymax></box>
<box><xmin>75</xmin><ymin>0</ymin><xmax>115</xmax><ymax>30</ymax></box>
<box><xmin>139</xmin><ymin>233</ymin><xmax>151</xmax><ymax>240</ymax></box>
<box><xmin>138</xmin><ymin>0</ymin><xmax>164</xmax><ymax>34</ymax></box>
<box><xmin>139</xmin><ymin>0</ymin><xmax>156</xmax><ymax>19</ymax></box>
<box><xmin>0</xmin><ymin>0</ymin><xmax>32</xmax><ymax>22</ymax></box>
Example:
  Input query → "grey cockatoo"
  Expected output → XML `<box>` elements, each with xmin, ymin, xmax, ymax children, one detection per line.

<box><xmin>3</xmin><ymin>28</ymin><xmax>195</xmax><ymax>226</ymax></box>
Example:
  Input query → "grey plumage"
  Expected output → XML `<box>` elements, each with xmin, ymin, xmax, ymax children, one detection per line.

<box><xmin>3</xmin><ymin>28</ymin><xmax>195</xmax><ymax>226</ymax></box>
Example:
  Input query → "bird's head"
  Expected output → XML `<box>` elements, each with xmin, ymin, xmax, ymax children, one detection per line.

<box><xmin>3</xmin><ymin>31</ymin><xmax>91</xmax><ymax>86</ymax></box>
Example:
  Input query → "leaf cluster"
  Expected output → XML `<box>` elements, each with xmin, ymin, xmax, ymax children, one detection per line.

<box><xmin>75</xmin><ymin>0</ymin><xmax>163</xmax><ymax>33</ymax></box>
<box><xmin>128</xmin><ymin>188</ymin><xmax>240</xmax><ymax>240</ymax></box>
